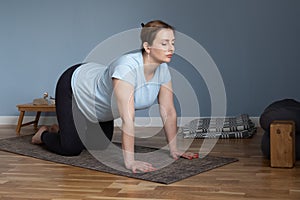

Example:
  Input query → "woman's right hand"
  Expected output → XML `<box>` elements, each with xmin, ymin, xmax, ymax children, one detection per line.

<box><xmin>125</xmin><ymin>160</ymin><xmax>157</xmax><ymax>173</ymax></box>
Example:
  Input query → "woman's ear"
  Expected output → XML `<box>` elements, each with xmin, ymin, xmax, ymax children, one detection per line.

<box><xmin>143</xmin><ymin>42</ymin><xmax>151</xmax><ymax>54</ymax></box>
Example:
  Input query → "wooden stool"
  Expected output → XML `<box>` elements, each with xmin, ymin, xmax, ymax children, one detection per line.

<box><xmin>16</xmin><ymin>103</ymin><xmax>56</xmax><ymax>135</ymax></box>
<box><xmin>270</xmin><ymin>120</ymin><xmax>295</xmax><ymax>168</ymax></box>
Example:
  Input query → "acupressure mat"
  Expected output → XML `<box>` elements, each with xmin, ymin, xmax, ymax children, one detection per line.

<box><xmin>0</xmin><ymin>135</ymin><xmax>238</xmax><ymax>184</ymax></box>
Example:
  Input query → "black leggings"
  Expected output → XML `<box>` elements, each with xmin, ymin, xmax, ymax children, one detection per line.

<box><xmin>260</xmin><ymin>99</ymin><xmax>300</xmax><ymax>160</ymax></box>
<box><xmin>41</xmin><ymin>64</ymin><xmax>114</xmax><ymax>156</ymax></box>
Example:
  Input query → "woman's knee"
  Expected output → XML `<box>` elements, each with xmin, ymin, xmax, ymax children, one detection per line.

<box><xmin>60</xmin><ymin>145</ymin><xmax>83</xmax><ymax>156</ymax></box>
<box><xmin>60</xmin><ymin>137</ymin><xmax>85</xmax><ymax>156</ymax></box>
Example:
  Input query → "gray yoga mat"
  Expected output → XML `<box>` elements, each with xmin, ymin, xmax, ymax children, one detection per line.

<box><xmin>0</xmin><ymin>135</ymin><xmax>238</xmax><ymax>184</ymax></box>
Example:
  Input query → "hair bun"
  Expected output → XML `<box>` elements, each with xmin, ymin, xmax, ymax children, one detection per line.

<box><xmin>141</xmin><ymin>23</ymin><xmax>145</xmax><ymax>27</ymax></box>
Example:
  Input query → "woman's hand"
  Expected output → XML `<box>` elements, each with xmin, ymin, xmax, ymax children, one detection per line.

<box><xmin>125</xmin><ymin>160</ymin><xmax>157</xmax><ymax>173</ymax></box>
<box><xmin>170</xmin><ymin>150</ymin><xmax>199</xmax><ymax>160</ymax></box>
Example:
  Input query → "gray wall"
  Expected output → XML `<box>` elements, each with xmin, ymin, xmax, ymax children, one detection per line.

<box><xmin>0</xmin><ymin>0</ymin><xmax>299</xmax><ymax>117</ymax></box>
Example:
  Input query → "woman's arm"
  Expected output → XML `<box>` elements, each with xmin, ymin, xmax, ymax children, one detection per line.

<box><xmin>112</xmin><ymin>78</ymin><xmax>135</xmax><ymax>167</ymax></box>
<box><xmin>158</xmin><ymin>81</ymin><xmax>199</xmax><ymax>160</ymax></box>
<box><xmin>113</xmin><ymin>78</ymin><xmax>156</xmax><ymax>172</ymax></box>
<box><xmin>158</xmin><ymin>81</ymin><xmax>178</xmax><ymax>153</ymax></box>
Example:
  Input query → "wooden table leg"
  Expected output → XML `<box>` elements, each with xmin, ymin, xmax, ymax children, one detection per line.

<box><xmin>16</xmin><ymin>111</ymin><xmax>25</xmax><ymax>135</ymax></box>
<box><xmin>16</xmin><ymin>104</ymin><xmax>56</xmax><ymax>134</ymax></box>
<box><xmin>34</xmin><ymin>111</ymin><xmax>41</xmax><ymax>130</ymax></box>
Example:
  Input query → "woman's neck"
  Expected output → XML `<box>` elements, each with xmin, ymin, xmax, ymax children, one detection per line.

<box><xmin>142</xmin><ymin>52</ymin><xmax>160</xmax><ymax>76</ymax></box>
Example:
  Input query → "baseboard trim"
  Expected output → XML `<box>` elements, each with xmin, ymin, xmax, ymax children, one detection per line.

<box><xmin>0</xmin><ymin>116</ymin><xmax>260</xmax><ymax>127</ymax></box>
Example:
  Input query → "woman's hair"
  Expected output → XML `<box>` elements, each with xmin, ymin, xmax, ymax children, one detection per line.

<box><xmin>140</xmin><ymin>20</ymin><xmax>174</xmax><ymax>52</ymax></box>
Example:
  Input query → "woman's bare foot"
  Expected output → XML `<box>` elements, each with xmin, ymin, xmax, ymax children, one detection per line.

<box><xmin>49</xmin><ymin>124</ymin><xmax>59</xmax><ymax>133</ymax></box>
<box><xmin>32</xmin><ymin>125</ymin><xmax>48</xmax><ymax>144</ymax></box>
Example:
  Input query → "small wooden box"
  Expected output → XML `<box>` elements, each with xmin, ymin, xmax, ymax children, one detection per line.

<box><xmin>270</xmin><ymin>120</ymin><xmax>295</xmax><ymax>168</ymax></box>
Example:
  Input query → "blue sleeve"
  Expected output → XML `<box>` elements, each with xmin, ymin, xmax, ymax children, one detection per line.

<box><xmin>110</xmin><ymin>56</ymin><xmax>137</xmax><ymax>86</ymax></box>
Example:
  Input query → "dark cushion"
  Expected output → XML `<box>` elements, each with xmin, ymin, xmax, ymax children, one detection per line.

<box><xmin>259</xmin><ymin>99</ymin><xmax>300</xmax><ymax>133</ymax></box>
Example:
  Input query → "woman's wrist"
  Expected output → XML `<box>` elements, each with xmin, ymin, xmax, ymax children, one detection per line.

<box><xmin>122</xmin><ymin>147</ymin><xmax>135</xmax><ymax>168</ymax></box>
<box><xmin>168</xmin><ymin>139</ymin><xmax>177</xmax><ymax>152</ymax></box>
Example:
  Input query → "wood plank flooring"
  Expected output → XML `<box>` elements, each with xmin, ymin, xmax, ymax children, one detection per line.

<box><xmin>0</xmin><ymin>125</ymin><xmax>299</xmax><ymax>200</ymax></box>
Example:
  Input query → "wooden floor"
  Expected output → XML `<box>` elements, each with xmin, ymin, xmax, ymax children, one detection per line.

<box><xmin>0</xmin><ymin>125</ymin><xmax>299</xmax><ymax>200</ymax></box>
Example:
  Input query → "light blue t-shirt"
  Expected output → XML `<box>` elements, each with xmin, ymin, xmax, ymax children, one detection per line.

<box><xmin>71</xmin><ymin>51</ymin><xmax>171</xmax><ymax>122</ymax></box>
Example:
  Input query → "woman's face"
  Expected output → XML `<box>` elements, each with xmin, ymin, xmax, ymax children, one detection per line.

<box><xmin>149</xmin><ymin>28</ymin><xmax>175</xmax><ymax>63</ymax></box>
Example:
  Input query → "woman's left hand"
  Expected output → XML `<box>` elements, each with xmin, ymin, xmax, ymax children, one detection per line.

<box><xmin>170</xmin><ymin>150</ymin><xmax>199</xmax><ymax>160</ymax></box>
